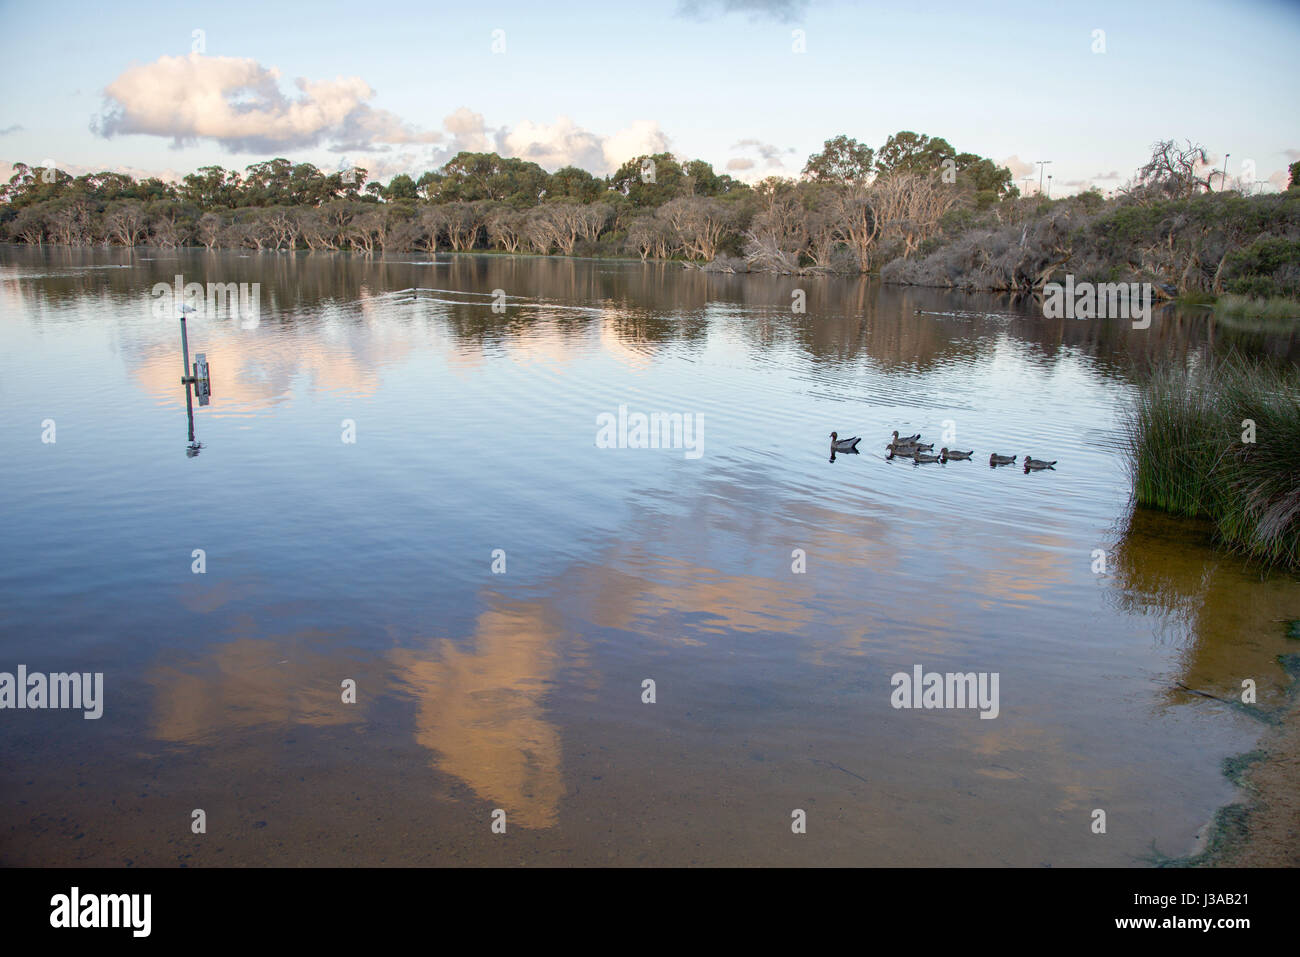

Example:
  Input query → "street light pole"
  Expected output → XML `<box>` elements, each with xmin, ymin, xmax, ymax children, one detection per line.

<box><xmin>1036</xmin><ymin>160</ymin><xmax>1052</xmax><ymax>196</ymax></box>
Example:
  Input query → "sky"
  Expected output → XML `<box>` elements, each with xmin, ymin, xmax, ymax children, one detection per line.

<box><xmin>1</xmin><ymin>0</ymin><xmax>1298</xmax><ymax>195</ymax></box>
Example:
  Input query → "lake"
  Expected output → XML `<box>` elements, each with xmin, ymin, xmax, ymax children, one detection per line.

<box><xmin>1</xmin><ymin>244</ymin><xmax>1297</xmax><ymax>866</ymax></box>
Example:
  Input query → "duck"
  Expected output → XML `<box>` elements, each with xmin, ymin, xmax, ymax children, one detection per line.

<box><xmin>830</xmin><ymin>432</ymin><xmax>862</xmax><ymax>453</ymax></box>
<box><xmin>1024</xmin><ymin>456</ymin><xmax>1057</xmax><ymax>471</ymax></box>
<box><xmin>989</xmin><ymin>453</ymin><xmax>1017</xmax><ymax>466</ymax></box>
<box><xmin>888</xmin><ymin>442</ymin><xmax>933</xmax><ymax>457</ymax></box>
<box><xmin>890</xmin><ymin>431</ymin><xmax>922</xmax><ymax>444</ymax></box>
<box><xmin>939</xmin><ymin>448</ymin><xmax>973</xmax><ymax>462</ymax></box>
<box><xmin>912</xmin><ymin>451</ymin><xmax>941</xmax><ymax>463</ymax></box>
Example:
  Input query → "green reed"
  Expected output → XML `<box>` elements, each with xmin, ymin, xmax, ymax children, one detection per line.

<box><xmin>1124</xmin><ymin>353</ymin><xmax>1300</xmax><ymax>567</ymax></box>
<box><xmin>1214</xmin><ymin>294</ymin><xmax>1300</xmax><ymax>321</ymax></box>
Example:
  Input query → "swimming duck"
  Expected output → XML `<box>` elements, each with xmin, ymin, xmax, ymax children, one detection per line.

<box><xmin>830</xmin><ymin>432</ymin><xmax>862</xmax><ymax>452</ymax></box>
<box><xmin>939</xmin><ymin>448</ymin><xmax>973</xmax><ymax>462</ymax></box>
<box><xmin>912</xmin><ymin>451</ymin><xmax>941</xmax><ymax>463</ymax></box>
<box><xmin>1024</xmin><ymin>456</ymin><xmax>1056</xmax><ymax>471</ymax></box>
<box><xmin>989</xmin><ymin>453</ymin><xmax>1017</xmax><ymax>466</ymax></box>
<box><xmin>890</xmin><ymin>431</ymin><xmax>922</xmax><ymax>444</ymax></box>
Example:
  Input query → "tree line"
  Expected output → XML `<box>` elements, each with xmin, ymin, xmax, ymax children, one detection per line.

<box><xmin>0</xmin><ymin>131</ymin><xmax>1016</xmax><ymax>272</ymax></box>
<box><xmin>4</xmin><ymin>134</ymin><xmax>1294</xmax><ymax>295</ymax></box>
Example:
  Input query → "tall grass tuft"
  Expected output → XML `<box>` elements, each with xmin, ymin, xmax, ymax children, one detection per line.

<box><xmin>1123</xmin><ymin>353</ymin><xmax>1300</xmax><ymax>567</ymax></box>
<box><xmin>1214</xmin><ymin>294</ymin><xmax>1300</xmax><ymax>321</ymax></box>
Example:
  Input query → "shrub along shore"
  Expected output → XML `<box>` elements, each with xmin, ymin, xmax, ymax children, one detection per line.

<box><xmin>1123</xmin><ymin>354</ymin><xmax>1300</xmax><ymax>568</ymax></box>
<box><xmin>4</xmin><ymin>137</ymin><xmax>1298</xmax><ymax>314</ymax></box>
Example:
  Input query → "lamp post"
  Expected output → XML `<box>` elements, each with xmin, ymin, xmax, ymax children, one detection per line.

<box><xmin>1047</xmin><ymin>174</ymin><xmax>1053</xmax><ymax>198</ymax></box>
<box><xmin>1036</xmin><ymin>160</ymin><xmax>1052</xmax><ymax>196</ymax></box>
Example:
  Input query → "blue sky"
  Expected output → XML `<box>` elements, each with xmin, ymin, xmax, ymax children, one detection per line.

<box><xmin>1</xmin><ymin>0</ymin><xmax>1297</xmax><ymax>193</ymax></box>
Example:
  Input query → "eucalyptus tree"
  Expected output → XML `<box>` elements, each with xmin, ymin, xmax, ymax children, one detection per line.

<box><xmin>450</xmin><ymin>201</ymin><xmax>490</xmax><ymax>250</ymax></box>
<box><xmin>48</xmin><ymin>200</ymin><xmax>92</xmax><ymax>246</ymax></box>
<box><xmin>577</xmin><ymin>202</ymin><xmax>612</xmax><ymax>242</ymax></box>
<box><xmin>802</xmin><ymin>135</ymin><xmax>875</xmax><ymax>185</ymax></box>
<box><xmin>549</xmin><ymin>165</ymin><xmax>605</xmax><ymax>203</ymax></box>
<box><xmin>148</xmin><ymin>201</ymin><xmax>192</xmax><ymax>248</ymax></box>
<box><xmin>487</xmin><ymin>207</ymin><xmax>527</xmax><ymax>252</ymax></box>
<box><xmin>180</xmin><ymin>166</ymin><xmax>243</xmax><ymax>208</ymax></box>
<box><xmin>384</xmin><ymin>173</ymin><xmax>419</xmax><ymax>202</ymax></box>
<box><xmin>623</xmin><ymin>213</ymin><xmax>671</xmax><ymax>261</ymax></box>
<box><xmin>197</xmin><ymin>212</ymin><xmax>224</xmax><ymax>250</ymax></box>
<box><xmin>874</xmin><ymin>131</ymin><xmax>956</xmax><ymax>177</ymax></box>
<box><xmin>682</xmin><ymin>159</ymin><xmax>742</xmax><ymax>197</ymax></box>
<box><xmin>609</xmin><ymin>152</ymin><xmax>687</xmax><ymax>207</ymax></box>
<box><xmin>242</xmin><ymin>158</ymin><xmax>295</xmax><ymax>205</ymax></box>
<box><xmin>1127</xmin><ymin>139</ymin><xmax>1213</xmax><ymax>201</ymax></box>
<box><xmin>104</xmin><ymin>201</ymin><xmax>148</xmax><ymax>247</ymax></box>
<box><xmin>436</xmin><ymin>152</ymin><xmax>549</xmax><ymax>206</ymax></box>
<box><xmin>11</xmin><ymin>206</ymin><xmax>46</xmax><ymax>245</ymax></box>
<box><xmin>828</xmin><ymin>186</ymin><xmax>881</xmax><ymax>272</ymax></box>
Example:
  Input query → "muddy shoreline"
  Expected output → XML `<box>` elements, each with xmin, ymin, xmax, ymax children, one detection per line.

<box><xmin>1175</xmin><ymin>633</ymin><xmax>1300</xmax><ymax>867</ymax></box>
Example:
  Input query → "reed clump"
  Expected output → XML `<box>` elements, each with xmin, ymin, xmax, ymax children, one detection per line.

<box><xmin>1123</xmin><ymin>354</ymin><xmax>1300</xmax><ymax>567</ymax></box>
<box><xmin>1214</xmin><ymin>294</ymin><xmax>1300</xmax><ymax>322</ymax></box>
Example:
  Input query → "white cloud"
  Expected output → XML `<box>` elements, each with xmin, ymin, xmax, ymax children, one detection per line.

<box><xmin>1000</xmin><ymin>154</ymin><xmax>1036</xmax><ymax>179</ymax></box>
<box><xmin>676</xmin><ymin>0</ymin><xmax>811</xmax><ymax>22</ymax></box>
<box><xmin>441</xmin><ymin>107</ymin><xmax>496</xmax><ymax>153</ymax></box>
<box><xmin>416</xmin><ymin>111</ymin><xmax>668</xmax><ymax>175</ymax></box>
<box><xmin>95</xmin><ymin>53</ymin><xmax>441</xmax><ymax>152</ymax></box>
<box><xmin>725</xmin><ymin>138</ymin><xmax>797</xmax><ymax>181</ymax></box>
<box><xmin>500</xmin><ymin>116</ymin><xmax>605</xmax><ymax>171</ymax></box>
<box><xmin>599</xmin><ymin>120</ymin><xmax>672</xmax><ymax>173</ymax></box>
<box><xmin>84</xmin><ymin>48</ymin><xmax>686</xmax><ymax>182</ymax></box>
<box><xmin>94</xmin><ymin>54</ymin><xmax>670</xmax><ymax>179</ymax></box>
<box><xmin>324</xmin><ymin>111</ymin><xmax>670</xmax><ymax>182</ymax></box>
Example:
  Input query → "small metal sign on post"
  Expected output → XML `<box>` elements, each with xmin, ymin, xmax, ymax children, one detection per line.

<box><xmin>193</xmin><ymin>353</ymin><xmax>211</xmax><ymax>406</ymax></box>
<box><xmin>178</xmin><ymin>305</ymin><xmax>213</xmax><ymax>455</ymax></box>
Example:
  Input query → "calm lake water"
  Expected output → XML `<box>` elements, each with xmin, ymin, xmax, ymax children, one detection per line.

<box><xmin>1</xmin><ymin>244</ymin><xmax>1297</xmax><ymax>866</ymax></box>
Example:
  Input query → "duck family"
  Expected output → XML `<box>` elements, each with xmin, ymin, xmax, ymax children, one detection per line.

<box><xmin>832</xmin><ymin>430</ymin><xmax>1059</xmax><ymax>472</ymax></box>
